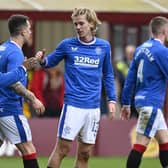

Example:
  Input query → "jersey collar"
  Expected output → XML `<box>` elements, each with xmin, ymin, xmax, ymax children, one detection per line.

<box><xmin>153</xmin><ymin>38</ymin><xmax>163</xmax><ymax>44</ymax></box>
<box><xmin>77</xmin><ymin>36</ymin><xmax>96</xmax><ymax>45</ymax></box>
<box><xmin>10</xmin><ymin>40</ymin><xmax>22</xmax><ymax>50</ymax></box>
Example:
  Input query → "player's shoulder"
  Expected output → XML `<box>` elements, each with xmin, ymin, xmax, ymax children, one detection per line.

<box><xmin>150</xmin><ymin>39</ymin><xmax>168</xmax><ymax>54</ymax></box>
<box><xmin>96</xmin><ymin>37</ymin><xmax>110</xmax><ymax>44</ymax></box>
<box><xmin>0</xmin><ymin>40</ymin><xmax>19</xmax><ymax>54</ymax></box>
<box><xmin>60</xmin><ymin>37</ymin><xmax>77</xmax><ymax>43</ymax></box>
<box><xmin>95</xmin><ymin>37</ymin><xmax>111</xmax><ymax>48</ymax></box>
<box><xmin>58</xmin><ymin>37</ymin><xmax>78</xmax><ymax>49</ymax></box>
<box><xmin>58</xmin><ymin>37</ymin><xmax>77</xmax><ymax>47</ymax></box>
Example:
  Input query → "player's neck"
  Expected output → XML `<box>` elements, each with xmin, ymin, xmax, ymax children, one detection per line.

<box><xmin>79</xmin><ymin>35</ymin><xmax>95</xmax><ymax>43</ymax></box>
<box><xmin>153</xmin><ymin>34</ymin><xmax>166</xmax><ymax>44</ymax></box>
<box><xmin>10</xmin><ymin>36</ymin><xmax>24</xmax><ymax>48</ymax></box>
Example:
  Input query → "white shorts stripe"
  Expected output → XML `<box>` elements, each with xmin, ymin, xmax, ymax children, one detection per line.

<box><xmin>0</xmin><ymin>115</ymin><xmax>32</xmax><ymax>144</ymax></box>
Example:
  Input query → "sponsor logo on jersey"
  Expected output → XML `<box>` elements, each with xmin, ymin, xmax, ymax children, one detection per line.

<box><xmin>74</xmin><ymin>56</ymin><xmax>99</xmax><ymax>67</ymax></box>
<box><xmin>71</xmin><ymin>47</ymin><xmax>78</xmax><ymax>51</ymax></box>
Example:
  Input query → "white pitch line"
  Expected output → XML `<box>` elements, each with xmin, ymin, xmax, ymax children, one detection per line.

<box><xmin>20</xmin><ymin>0</ymin><xmax>45</xmax><ymax>11</ymax></box>
<box><xmin>143</xmin><ymin>0</ymin><xmax>168</xmax><ymax>12</ymax></box>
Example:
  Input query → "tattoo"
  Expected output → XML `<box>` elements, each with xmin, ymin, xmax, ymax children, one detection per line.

<box><xmin>11</xmin><ymin>82</ymin><xmax>35</xmax><ymax>102</ymax></box>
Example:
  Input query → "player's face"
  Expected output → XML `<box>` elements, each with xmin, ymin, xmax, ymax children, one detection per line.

<box><xmin>22</xmin><ymin>20</ymin><xmax>32</xmax><ymax>46</ymax></box>
<box><xmin>73</xmin><ymin>15</ymin><xmax>93</xmax><ymax>42</ymax></box>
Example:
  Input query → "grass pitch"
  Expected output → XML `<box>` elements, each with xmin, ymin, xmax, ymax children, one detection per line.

<box><xmin>0</xmin><ymin>156</ymin><xmax>161</xmax><ymax>168</ymax></box>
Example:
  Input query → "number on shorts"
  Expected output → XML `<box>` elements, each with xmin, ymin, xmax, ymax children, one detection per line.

<box><xmin>92</xmin><ymin>121</ymin><xmax>99</xmax><ymax>137</ymax></box>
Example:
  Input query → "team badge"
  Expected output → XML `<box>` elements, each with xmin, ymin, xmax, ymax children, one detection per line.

<box><xmin>95</xmin><ymin>47</ymin><xmax>102</xmax><ymax>55</ymax></box>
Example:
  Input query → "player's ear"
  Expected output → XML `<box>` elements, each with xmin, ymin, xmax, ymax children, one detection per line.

<box><xmin>162</xmin><ymin>27</ymin><xmax>167</xmax><ymax>36</ymax></box>
<box><xmin>90</xmin><ymin>22</ymin><xmax>94</xmax><ymax>31</ymax></box>
<box><xmin>20</xmin><ymin>30</ymin><xmax>25</xmax><ymax>37</ymax></box>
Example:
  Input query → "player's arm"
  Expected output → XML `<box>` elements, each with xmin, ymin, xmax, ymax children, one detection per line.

<box><xmin>36</xmin><ymin>40</ymin><xmax>66</xmax><ymax>68</ymax></box>
<box><xmin>155</xmin><ymin>48</ymin><xmax>168</xmax><ymax>119</ymax></box>
<box><xmin>0</xmin><ymin>57</ymin><xmax>39</xmax><ymax>87</ymax></box>
<box><xmin>11</xmin><ymin>82</ymin><xmax>45</xmax><ymax>115</ymax></box>
<box><xmin>120</xmin><ymin>58</ymin><xmax>137</xmax><ymax>120</ymax></box>
<box><xmin>155</xmin><ymin>48</ymin><xmax>168</xmax><ymax>79</ymax></box>
<box><xmin>102</xmin><ymin>43</ymin><xmax>116</xmax><ymax>119</ymax></box>
<box><xmin>0</xmin><ymin>66</ymin><xmax>26</xmax><ymax>87</ymax></box>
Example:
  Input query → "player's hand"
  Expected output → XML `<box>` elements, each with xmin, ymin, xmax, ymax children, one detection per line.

<box><xmin>108</xmin><ymin>102</ymin><xmax>116</xmax><ymax>120</ymax></box>
<box><xmin>120</xmin><ymin>106</ymin><xmax>131</xmax><ymax>120</ymax></box>
<box><xmin>22</xmin><ymin>57</ymin><xmax>39</xmax><ymax>70</ymax></box>
<box><xmin>31</xmin><ymin>98</ymin><xmax>45</xmax><ymax>115</ymax></box>
<box><xmin>35</xmin><ymin>48</ymin><xmax>46</xmax><ymax>64</ymax></box>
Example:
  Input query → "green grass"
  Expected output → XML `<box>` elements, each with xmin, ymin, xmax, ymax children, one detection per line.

<box><xmin>0</xmin><ymin>156</ymin><xmax>162</xmax><ymax>168</ymax></box>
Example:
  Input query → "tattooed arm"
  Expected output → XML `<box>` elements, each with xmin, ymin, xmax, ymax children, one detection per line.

<box><xmin>11</xmin><ymin>82</ymin><xmax>45</xmax><ymax>115</ymax></box>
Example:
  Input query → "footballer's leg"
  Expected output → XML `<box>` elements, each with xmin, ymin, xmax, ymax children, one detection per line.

<box><xmin>1</xmin><ymin>115</ymin><xmax>40</xmax><ymax>168</ymax></box>
<box><xmin>74</xmin><ymin>141</ymin><xmax>93</xmax><ymax>168</ymax></box>
<box><xmin>16</xmin><ymin>141</ymin><xmax>39</xmax><ymax>168</ymax></box>
<box><xmin>127</xmin><ymin>107</ymin><xmax>153</xmax><ymax>168</ymax></box>
<box><xmin>126</xmin><ymin>133</ymin><xmax>148</xmax><ymax>168</ymax></box>
<box><xmin>155</xmin><ymin>130</ymin><xmax>168</xmax><ymax>167</ymax></box>
<box><xmin>73</xmin><ymin>108</ymin><xmax>100</xmax><ymax>168</ymax></box>
<box><xmin>47</xmin><ymin>138</ymin><xmax>72</xmax><ymax>168</ymax></box>
<box><xmin>154</xmin><ymin>108</ymin><xmax>168</xmax><ymax>168</ymax></box>
<box><xmin>14</xmin><ymin>115</ymin><xmax>40</xmax><ymax>168</ymax></box>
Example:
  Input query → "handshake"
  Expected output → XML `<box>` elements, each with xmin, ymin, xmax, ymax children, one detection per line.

<box><xmin>22</xmin><ymin>49</ymin><xmax>46</xmax><ymax>70</ymax></box>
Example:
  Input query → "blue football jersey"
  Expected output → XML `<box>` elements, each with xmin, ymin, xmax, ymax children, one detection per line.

<box><xmin>0</xmin><ymin>66</ymin><xmax>26</xmax><ymax>87</ymax></box>
<box><xmin>122</xmin><ymin>38</ymin><xmax>168</xmax><ymax>109</ymax></box>
<box><xmin>0</xmin><ymin>40</ymin><xmax>27</xmax><ymax>116</ymax></box>
<box><xmin>44</xmin><ymin>37</ymin><xmax>116</xmax><ymax>108</ymax></box>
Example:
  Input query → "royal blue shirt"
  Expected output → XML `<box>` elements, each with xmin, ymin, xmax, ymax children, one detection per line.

<box><xmin>0</xmin><ymin>40</ymin><xmax>27</xmax><ymax>116</ymax></box>
<box><xmin>122</xmin><ymin>38</ymin><xmax>168</xmax><ymax>109</ymax></box>
<box><xmin>44</xmin><ymin>37</ymin><xmax>116</xmax><ymax>108</ymax></box>
<box><xmin>0</xmin><ymin>66</ymin><xmax>26</xmax><ymax>87</ymax></box>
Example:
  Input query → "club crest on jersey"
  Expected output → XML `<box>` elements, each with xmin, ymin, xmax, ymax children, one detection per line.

<box><xmin>74</xmin><ymin>56</ymin><xmax>99</xmax><ymax>67</ymax></box>
<box><xmin>95</xmin><ymin>47</ymin><xmax>102</xmax><ymax>55</ymax></box>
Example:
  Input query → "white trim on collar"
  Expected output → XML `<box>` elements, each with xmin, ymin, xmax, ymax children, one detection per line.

<box><xmin>10</xmin><ymin>40</ymin><xmax>22</xmax><ymax>50</ymax></box>
<box><xmin>77</xmin><ymin>36</ymin><xmax>96</xmax><ymax>45</ymax></box>
<box><xmin>154</xmin><ymin>38</ymin><xmax>163</xmax><ymax>44</ymax></box>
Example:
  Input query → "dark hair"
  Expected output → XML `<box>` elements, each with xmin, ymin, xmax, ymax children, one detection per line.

<box><xmin>8</xmin><ymin>14</ymin><xmax>29</xmax><ymax>37</ymax></box>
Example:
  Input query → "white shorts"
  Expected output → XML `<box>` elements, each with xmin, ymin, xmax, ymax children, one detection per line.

<box><xmin>0</xmin><ymin>115</ymin><xmax>32</xmax><ymax>144</ymax></box>
<box><xmin>57</xmin><ymin>104</ymin><xmax>100</xmax><ymax>144</ymax></box>
<box><xmin>136</xmin><ymin>106</ymin><xmax>167</xmax><ymax>138</ymax></box>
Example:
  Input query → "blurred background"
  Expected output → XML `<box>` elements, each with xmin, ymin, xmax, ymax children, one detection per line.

<box><xmin>0</xmin><ymin>0</ymin><xmax>168</xmax><ymax>162</ymax></box>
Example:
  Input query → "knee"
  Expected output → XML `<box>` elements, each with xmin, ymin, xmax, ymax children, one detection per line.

<box><xmin>16</xmin><ymin>141</ymin><xmax>36</xmax><ymax>155</ymax></box>
<box><xmin>57</xmin><ymin>144</ymin><xmax>71</xmax><ymax>158</ymax></box>
<box><xmin>78</xmin><ymin>150</ymin><xmax>90</xmax><ymax>162</ymax></box>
